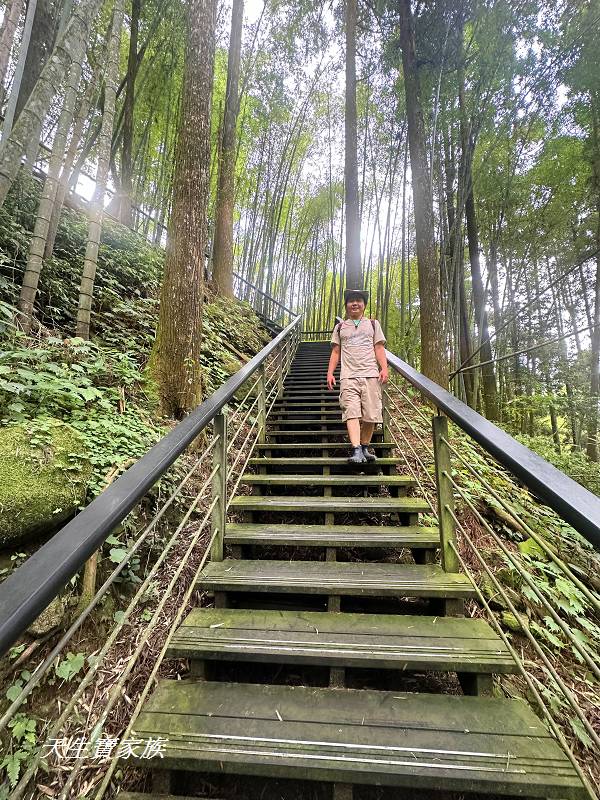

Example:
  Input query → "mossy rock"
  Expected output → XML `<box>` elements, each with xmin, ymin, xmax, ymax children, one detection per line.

<box><xmin>501</xmin><ymin>611</ymin><xmax>528</xmax><ymax>633</ymax></box>
<box><xmin>0</xmin><ymin>420</ymin><xmax>92</xmax><ymax>547</ymax></box>
<box><xmin>27</xmin><ymin>596</ymin><xmax>65</xmax><ymax>636</ymax></box>
<box><xmin>480</xmin><ymin>574</ymin><xmax>525</xmax><ymax>611</ymax></box>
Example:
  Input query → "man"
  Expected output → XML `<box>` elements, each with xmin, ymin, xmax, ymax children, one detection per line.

<box><xmin>327</xmin><ymin>289</ymin><xmax>388</xmax><ymax>464</ymax></box>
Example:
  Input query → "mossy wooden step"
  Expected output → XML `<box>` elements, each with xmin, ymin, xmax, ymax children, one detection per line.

<box><xmin>249</xmin><ymin>457</ymin><xmax>401</xmax><ymax>467</ymax></box>
<box><xmin>271</xmin><ymin>403</ymin><xmax>341</xmax><ymax>410</ymax></box>
<box><xmin>118</xmin><ymin>795</ymin><xmax>212</xmax><ymax>800</ymax></box>
<box><xmin>229</xmin><ymin>495</ymin><xmax>428</xmax><ymax>514</ymax></box>
<box><xmin>270</xmin><ymin>410</ymin><xmax>342</xmax><ymax>416</ymax></box>
<box><xmin>279</xmin><ymin>398</ymin><xmax>340</xmax><ymax>404</ymax></box>
<box><xmin>290</xmin><ymin>367</ymin><xmax>338</xmax><ymax>372</ymax></box>
<box><xmin>168</xmin><ymin>608</ymin><xmax>514</xmax><ymax>673</ymax></box>
<box><xmin>282</xmin><ymin>388</ymin><xmax>339</xmax><ymax>393</ymax></box>
<box><xmin>255</xmin><ymin>442</ymin><xmax>395</xmax><ymax>451</ymax></box>
<box><xmin>284</xmin><ymin>383</ymin><xmax>333</xmax><ymax>389</ymax></box>
<box><xmin>241</xmin><ymin>474</ymin><xmax>415</xmax><ymax>488</ymax></box>
<box><xmin>225</xmin><ymin>522</ymin><xmax>438</xmax><ymax>548</ymax></box>
<box><xmin>126</xmin><ymin>680</ymin><xmax>584</xmax><ymax>797</ymax></box>
<box><xmin>198</xmin><ymin>559</ymin><xmax>474</xmax><ymax>599</ymax></box>
<box><xmin>268</xmin><ymin>420</ymin><xmax>347</xmax><ymax>428</ymax></box>
<box><xmin>281</xmin><ymin>386</ymin><xmax>340</xmax><ymax>396</ymax></box>
<box><xmin>266</xmin><ymin>430</ymin><xmax>380</xmax><ymax>439</ymax></box>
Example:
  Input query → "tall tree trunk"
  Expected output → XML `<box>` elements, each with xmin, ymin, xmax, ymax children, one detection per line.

<box><xmin>0</xmin><ymin>0</ymin><xmax>25</xmax><ymax>108</ymax></box>
<box><xmin>398</xmin><ymin>0</ymin><xmax>447</xmax><ymax>387</ymax></box>
<box><xmin>587</xmin><ymin>94</ymin><xmax>600</xmax><ymax>461</ymax></box>
<box><xmin>465</xmin><ymin>183</ymin><xmax>499</xmax><ymax>418</ymax></box>
<box><xmin>18</xmin><ymin>35</ymin><xmax>85</xmax><ymax>331</ymax></box>
<box><xmin>75</xmin><ymin>0</ymin><xmax>124</xmax><ymax>339</ymax></box>
<box><xmin>212</xmin><ymin>0</ymin><xmax>243</xmax><ymax>297</ymax></box>
<box><xmin>0</xmin><ymin>0</ymin><xmax>104</xmax><ymax>206</ymax></box>
<box><xmin>14</xmin><ymin>0</ymin><xmax>61</xmax><ymax>119</ymax></box>
<box><xmin>2</xmin><ymin>0</ymin><xmax>37</xmax><ymax>140</ymax></box>
<box><xmin>344</xmin><ymin>0</ymin><xmax>361</xmax><ymax>289</ymax></box>
<box><xmin>44</xmin><ymin>73</ymin><xmax>96</xmax><ymax>259</ymax></box>
<box><xmin>119</xmin><ymin>0</ymin><xmax>141</xmax><ymax>226</ymax></box>
<box><xmin>151</xmin><ymin>0</ymin><xmax>216</xmax><ymax>418</ymax></box>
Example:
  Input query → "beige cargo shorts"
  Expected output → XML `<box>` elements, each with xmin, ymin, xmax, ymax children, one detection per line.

<box><xmin>339</xmin><ymin>377</ymin><xmax>383</xmax><ymax>423</ymax></box>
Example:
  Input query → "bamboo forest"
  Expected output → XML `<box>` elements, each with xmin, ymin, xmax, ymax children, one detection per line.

<box><xmin>0</xmin><ymin>0</ymin><xmax>599</xmax><ymax>798</ymax></box>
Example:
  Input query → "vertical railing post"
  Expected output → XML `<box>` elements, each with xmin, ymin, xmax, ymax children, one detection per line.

<box><xmin>211</xmin><ymin>411</ymin><xmax>228</xmax><ymax>562</ymax></box>
<box><xmin>432</xmin><ymin>414</ymin><xmax>459</xmax><ymax>573</ymax></box>
<box><xmin>382</xmin><ymin>388</ymin><xmax>391</xmax><ymax>443</ymax></box>
<box><xmin>258</xmin><ymin>363</ymin><xmax>267</xmax><ymax>443</ymax></box>
<box><xmin>277</xmin><ymin>343</ymin><xmax>284</xmax><ymax>399</ymax></box>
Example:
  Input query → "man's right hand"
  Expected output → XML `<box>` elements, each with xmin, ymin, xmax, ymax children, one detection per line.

<box><xmin>327</xmin><ymin>372</ymin><xmax>337</xmax><ymax>390</ymax></box>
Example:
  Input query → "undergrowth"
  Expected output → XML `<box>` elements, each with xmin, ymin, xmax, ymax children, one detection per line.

<box><xmin>0</xmin><ymin>179</ymin><xmax>270</xmax><ymax>795</ymax></box>
<box><xmin>387</xmin><ymin>383</ymin><xmax>600</xmax><ymax>790</ymax></box>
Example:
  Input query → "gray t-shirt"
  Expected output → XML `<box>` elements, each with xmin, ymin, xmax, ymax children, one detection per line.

<box><xmin>331</xmin><ymin>318</ymin><xmax>386</xmax><ymax>380</ymax></box>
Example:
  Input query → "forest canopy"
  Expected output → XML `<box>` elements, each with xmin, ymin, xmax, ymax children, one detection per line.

<box><xmin>0</xmin><ymin>0</ymin><xmax>598</xmax><ymax>457</ymax></box>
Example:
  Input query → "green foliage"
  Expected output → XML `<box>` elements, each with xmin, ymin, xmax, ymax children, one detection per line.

<box><xmin>201</xmin><ymin>294</ymin><xmax>270</xmax><ymax>395</ymax></box>
<box><xmin>0</xmin><ymin>712</ymin><xmax>38</xmax><ymax>791</ymax></box>
<box><xmin>515</xmin><ymin>434</ymin><xmax>600</xmax><ymax>496</ymax></box>
<box><xmin>0</xmin><ymin>175</ymin><xmax>162</xmax><ymax>350</ymax></box>
<box><xmin>54</xmin><ymin>652</ymin><xmax>86</xmax><ymax>682</ymax></box>
<box><xmin>0</xmin><ymin>333</ymin><xmax>163</xmax><ymax>499</ymax></box>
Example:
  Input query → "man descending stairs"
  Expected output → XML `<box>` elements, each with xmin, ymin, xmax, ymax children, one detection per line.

<box><xmin>119</xmin><ymin>341</ymin><xmax>586</xmax><ymax>800</ymax></box>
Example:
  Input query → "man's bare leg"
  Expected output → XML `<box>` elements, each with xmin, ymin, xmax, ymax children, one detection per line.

<box><xmin>346</xmin><ymin>418</ymin><xmax>361</xmax><ymax>447</ymax></box>
<box><xmin>360</xmin><ymin>421</ymin><xmax>377</xmax><ymax>462</ymax></box>
<box><xmin>360</xmin><ymin>421</ymin><xmax>375</xmax><ymax>445</ymax></box>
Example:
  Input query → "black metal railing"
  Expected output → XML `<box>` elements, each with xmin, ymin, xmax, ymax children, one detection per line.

<box><xmin>374</xmin><ymin>344</ymin><xmax>599</xmax><ymax>796</ymax></box>
<box><xmin>385</xmin><ymin>351</ymin><xmax>600</xmax><ymax>551</ymax></box>
<box><xmin>232</xmin><ymin>273</ymin><xmax>297</xmax><ymax>329</ymax></box>
<box><xmin>0</xmin><ymin>316</ymin><xmax>302</xmax><ymax>657</ymax></box>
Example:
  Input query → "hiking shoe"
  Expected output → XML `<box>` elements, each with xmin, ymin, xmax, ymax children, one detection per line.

<box><xmin>362</xmin><ymin>445</ymin><xmax>377</xmax><ymax>462</ymax></box>
<box><xmin>347</xmin><ymin>446</ymin><xmax>367</xmax><ymax>464</ymax></box>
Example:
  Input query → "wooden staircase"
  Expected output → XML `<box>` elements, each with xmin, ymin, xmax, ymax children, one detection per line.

<box><xmin>121</xmin><ymin>341</ymin><xmax>586</xmax><ymax>799</ymax></box>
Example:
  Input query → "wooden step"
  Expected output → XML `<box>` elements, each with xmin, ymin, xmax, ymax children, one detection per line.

<box><xmin>280</xmin><ymin>396</ymin><xmax>340</xmax><ymax>406</ymax></box>
<box><xmin>284</xmin><ymin>383</ymin><xmax>332</xmax><ymax>389</ymax></box>
<box><xmin>126</xmin><ymin>680</ymin><xmax>584</xmax><ymax>797</ymax></box>
<box><xmin>271</xmin><ymin>403</ymin><xmax>341</xmax><ymax>409</ymax></box>
<box><xmin>198</xmin><ymin>559</ymin><xmax>475</xmax><ymax>599</ymax></box>
<box><xmin>290</xmin><ymin>366</ymin><xmax>337</xmax><ymax>371</ymax></box>
<box><xmin>267</xmin><ymin>418</ymin><xmax>346</xmax><ymax>430</ymax></box>
<box><xmin>255</xmin><ymin>442</ymin><xmax>395</xmax><ymax>451</ymax></box>
<box><xmin>281</xmin><ymin>386</ymin><xmax>340</xmax><ymax>396</ymax></box>
<box><xmin>118</xmin><ymin>795</ymin><xmax>212</xmax><ymax>800</ymax></box>
<box><xmin>266</xmin><ymin>430</ymin><xmax>380</xmax><ymax>439</ymax></box>
<box><xmin>168</xmin><ymin>608</ymin><xmax>515</xmax><ymax>673</ymax></box>
<box><xmin>283</xmin><ymin>380</ymin><xmax>340</xmax><ymax>390</ymax></box>
<box><xmin>249</xmin><ymin>457</ymin><xmax>401</xmax><ymax>467</ymax></box>
<box><xmin>225</xmin><ymin>522</ymin><xmax>438</xmax><ymax>548</ymax></box>
<box><xmin>270</xmin><ymin>410</ymin><xmax>342</xmax><ymax>416</ymax></box>
<box><xmin>241</xmin><ymin>474</ymin><xmax>415</xmax><ymax>488</ymax></box>
<box><xmin>229</xmin><ymin>495</ymin><xmax>429</xmax><ymax>514</ymax></box>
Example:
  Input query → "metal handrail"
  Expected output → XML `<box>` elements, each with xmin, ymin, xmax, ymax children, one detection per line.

<box><xmin>0</xmin><ymin>316</ymin><xmax>302</xmax><ymax>656</ymax></box>
<box><xmin>385</xmin><ymin>351</ymin><xmax>600</xmax><ymax>550</ymax></box>
<box><xmin>233</xmin><ymin>273</ymin><xmax>297</xmax><ymax>318</ymax></box>
<box><xmin>313</xmin><ymin>315</ymin><xmax>600</xmax><ymax>549</ymax></box>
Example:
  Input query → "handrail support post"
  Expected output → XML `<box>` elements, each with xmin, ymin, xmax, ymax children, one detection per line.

<box><xmin>277</xmin><ymin>345</ymin><xmax>284</xmax><ymax>399</ymax></box>
<box><xmin>258</xmin><ymin>364</ymin><xmax>267</xmax><ymax>443</ymax></box>
<box><xmin>432</xmin><ymin>414</ymin><xmax>459</xmax><ymax>573</ymax></box>
<box><xmin>210</xmin><ymin>411</ymin><xmax>228</xmax><ymax>562</ymax></box>
<box><xmin>382</xmin><ymin>388</ymin><xmax>391</xmax><ymax>443</ymax></box>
